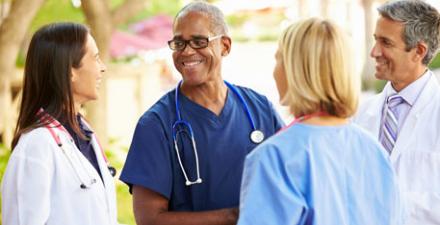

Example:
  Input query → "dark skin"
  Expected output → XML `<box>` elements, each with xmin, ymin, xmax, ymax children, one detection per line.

<box><xmin>133</xmin><ymin>186</ymin><xmax>238</xmax><ymax>225</ymax></box>
<box><xmin>132</xmin><ymin>7</ymin><xmax>239</xmax><ymax>225</ymax></box>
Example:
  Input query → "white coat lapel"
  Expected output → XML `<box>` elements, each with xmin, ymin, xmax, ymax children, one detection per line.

<box><xmin>391</xmin><ymin>73</ymin><xmax>439</xmax><ymax>160</ymax></box>
<box><xmin>358</xmin><ymin>87</ymin><xmax>388</xmax><ymax>139</ymax></box>
<box><xmin>80</xmin><ymin>118</ymin><xmax>113</xmax><ymax>187</ymax></box>
<box><xmin>84</xmin><ymin>119</ymin><xmax>117</xmax><ymax>222</ymax></box>
<box><xmin>56</xmin><ymin>130</ymin><xmax>103</xmax><ymax>189</ymax></box>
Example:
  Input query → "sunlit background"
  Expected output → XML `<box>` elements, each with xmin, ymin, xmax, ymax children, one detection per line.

<box><xmin>1</xmin><ymin>0</ymin><xmax>440</xmax><ymax>224</ymax></box>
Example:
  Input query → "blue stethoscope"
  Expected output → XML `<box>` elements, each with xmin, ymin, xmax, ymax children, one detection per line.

<box><xmin>172</xmin><ymin>80</ymin><xmax>265</xmax><ymax>186</ymax></box>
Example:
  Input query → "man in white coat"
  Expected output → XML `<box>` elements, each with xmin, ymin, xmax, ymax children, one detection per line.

<box><xmin>354</xmin><ymin>1</ymin><xmax>440</xmax><ymax>224</ymax></box>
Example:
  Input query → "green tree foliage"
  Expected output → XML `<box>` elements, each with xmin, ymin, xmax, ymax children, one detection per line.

<box><xmin>429</xmin><ymin>54</ymin><xmax>440</xmax><ymax>70</ymax></box>
<box><xmin>31</xmin><ymin>0</ymin><xmax>85</xmax><ymax>32</ymax></box>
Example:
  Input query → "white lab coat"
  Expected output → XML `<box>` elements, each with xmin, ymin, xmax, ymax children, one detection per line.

<box><xmin>354</xmin><ymin>72</ymin><xmax>440</xmax><ymax>225</ymax></box>
<box><xmin>1</xmin><ymin>125</ymin><xmax>119</xmax><ymax>225</ymax></box>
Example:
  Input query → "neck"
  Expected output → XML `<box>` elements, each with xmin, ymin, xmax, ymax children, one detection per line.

<box><xmin>391</xmin><ymin>66</ymin><xmax>427</xmax><ymax>92</ymax></box>
<box><xmin>180</xmin><ymin>79</ymin><xmax>228</xmax><ymax>116</ymax></box>
<box><xmin>74</xmin><ymin>102</ymin><xmax>81</xmax><ymax>115</ymax></box>
<box><xmin>301</xmin><ymin>115</ymin><xmax>348</xmax><ymax>126</ymax></box>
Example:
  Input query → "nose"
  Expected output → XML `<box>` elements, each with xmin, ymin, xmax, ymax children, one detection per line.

<box><xmin>370</xmin><ymin>42</ymin><xmax>381</xmax><ymax>58</ymax></box>
<box><xmin>181</xmin><ymin>43</ymin><xmax>196</xmax><ymax>55</ymax></box>
<box><xmin>100</xmin><ymin>61</ymin><xmax>106</xmax><ymax>73</ymax></box>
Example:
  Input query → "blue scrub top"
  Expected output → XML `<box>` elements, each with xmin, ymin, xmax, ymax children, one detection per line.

<box><xmin>238</xmin><ymin>123</ymin><xmax>403</xmax><ymax>225</ymax></box>
<box><xmin>120</xmin><ymin>83</ymin><xmax>284</xmax><ymax>211</ymax></box>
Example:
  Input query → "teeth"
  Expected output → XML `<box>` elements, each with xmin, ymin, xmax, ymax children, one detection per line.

<box><xmin>376</xmin><ymin>60</ymin><xmax>387</xmax><ymax>66</ymax></box>
<box><xmin>183</xmin><ymin>60</ymin><xmax>202</xmax><ymax>66</ymax></box>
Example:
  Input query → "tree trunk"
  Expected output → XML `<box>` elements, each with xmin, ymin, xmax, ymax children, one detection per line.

<box><xmin>112</xmin><ymin>0</ymin><xmax>148</xmax><ymax>25</ymax></box>
<box><xmin>362</xmin><ymin>0</ymin><xmax>375</xmax><ymax>89</ymax></box>
<box><xmin>0</xmin><ymin>0</ymin><xmax>46</xmax><ymax>147</ymax></box>
<box><xmin>81</xmin><ymin>0</ymin><xmax>149</xmax><ymax>147</ymax></box>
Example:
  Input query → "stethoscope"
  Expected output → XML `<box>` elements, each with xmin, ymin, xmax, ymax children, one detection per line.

<box><xmin>38</xmin><ymin>110</ymin><xmax>116</xmax><ymax>190</ymax></box>
<box><xmin>172</xmin><ymin>80</ymin><xmax>265</xmax><ymax>186</ymax></box>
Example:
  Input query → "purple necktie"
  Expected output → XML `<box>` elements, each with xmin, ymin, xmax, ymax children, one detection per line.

<box><xmin>381</xmin><ymin>95</ymin><xmax>404</xmax><ymax>153</ymax></box>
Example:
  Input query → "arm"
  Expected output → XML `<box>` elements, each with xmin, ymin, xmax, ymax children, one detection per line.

<box><xmin>237</xmin><ymin>143</ymin><xmax>306</xmax><ymax>225</ymax></box>
<box><xmin>1</xmin><ymin>132</ymin><xmax>53</xmax><ymax>225</ymax></box>
<box><xmin>133</xmin><ymin>185</ymin><xmax>238</xmax><ymax>225</ymax></box>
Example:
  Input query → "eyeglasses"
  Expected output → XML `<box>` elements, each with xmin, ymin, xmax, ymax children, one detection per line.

<box><xmin>168</xmin><ymin>35</ymin><xmax>223</xmax><ymax>51</ymax></box>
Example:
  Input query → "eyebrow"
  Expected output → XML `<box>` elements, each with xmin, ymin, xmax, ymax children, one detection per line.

<box><xmin>374</xmin><ymin>34</ymin><xmax>392</xmax><ymax>41</ymax></box>
<box><xmin>172</xmin><ymin>35</ymin><xmax>208</xmax><ymax>40</ymax></box>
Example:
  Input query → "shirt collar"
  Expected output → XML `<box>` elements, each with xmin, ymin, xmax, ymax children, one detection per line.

<box><xmin>385</xmin><ymin>70</ymin><xmax>432</xmax><ymax>106</ymax></box>
<box><xmin>62</xmin><ymin>114</ymin><xmax>93</xmax><ymax>138</ymax></box>
<box><xmin>77</xmin><ymin>114</ymin><xmax>93</xmax><ymax>136</ymax></box>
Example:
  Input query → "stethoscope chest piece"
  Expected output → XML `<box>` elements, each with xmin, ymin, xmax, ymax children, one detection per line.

<box><xmin>250</xmin><ymin>130</ymin><xmax>265</xmax><ymax>144</ymax></box>
<box><xmin>108</xmin><ymin>166</ymin><xmax>117</xmax><ymax>177</ymax></box>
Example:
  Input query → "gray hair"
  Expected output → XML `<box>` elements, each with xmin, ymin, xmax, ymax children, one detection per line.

<box><xmin>174</xmin><ymin>0</ymin><xmax>228</xmax><ymax>35</ymax></box>
<box><xmin>378</xmin><ymin>0</ymin><xmax>440</xmax><ymax>65</ymax></box>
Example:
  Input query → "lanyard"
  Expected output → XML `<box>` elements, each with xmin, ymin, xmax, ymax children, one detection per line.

<box><xmin>38</xmin><ymin>109</ymin><xmax>108</xmax><ymax>163</ymax></box>
<box><xmin>278</xmin><ymin>111</ymin><xmax>328</xmax><ymax>133</ymax></box>
<box><xmin>37</xmin><ymin>109</ymin><xmax>116</xmax><ymax>187</ymax></box>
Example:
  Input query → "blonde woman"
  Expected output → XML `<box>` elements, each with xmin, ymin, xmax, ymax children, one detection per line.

<box><xmin>237</xmin><ymin>18</ymin><xmax>402</xmax><ymax>225</ymax></box>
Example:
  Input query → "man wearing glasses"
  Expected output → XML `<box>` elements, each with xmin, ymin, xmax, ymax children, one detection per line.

<box><xmin>120</xmin><ymin>1</ymin><xmax>284</xmax><ymax>225</ymax></box>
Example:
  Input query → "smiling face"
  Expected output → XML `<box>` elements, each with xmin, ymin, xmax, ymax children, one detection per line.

<box><xmin>71</xmin><ymin>34</ymin><xmax>106</xmax><ymax>105</ymax></box>
<box><xmin>171</xmin><ymin>11</ymin><xmax>230</xmax><ymax>86</ymax></box>
<box><xmin>371</xmin><ymin>16</ymin><xmax>420</xmax><ymax>91</ymax></box>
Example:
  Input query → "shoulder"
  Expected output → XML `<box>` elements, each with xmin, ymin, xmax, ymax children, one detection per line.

<box><xmin>14</xmin><ymin>127</ymin><xmax>55</xmax><ymax>150</ymax></box>
<box><xmin>353</xmin><ymin>91</ymin><xmax>384</xmax><ymax>122</ymax></box>
<box><xmin>359</xmin><ymin>92</ymin><xmax>383</xmax><ymax>110</ymax></box>
<box><xmin>234</xmin><ymin>85</ymin><xmax>270</xmax><ymax>104</ymax></box>
<box><xmin>346</xmin><ymin>123</ymin><xmax>380</xmax><ymax>144</ymax></box>
<box><xmin>11</xmin><ymin>127</ymin><xmax>57</xmax><ymax>166</ymax></box>
<box><xmin>232</xmin><ymin>84</ymin><xmax>279</xmax><ymax>116</ymax></box>
<box><xmin>138</xmin><ymin>90</ymin><xmax>175</xmax><ymax>126</ymax></box>
<box><xmin>247</xmin><ymin>125</ymin><xmax>307</xmax><ymax>161</ymax></box>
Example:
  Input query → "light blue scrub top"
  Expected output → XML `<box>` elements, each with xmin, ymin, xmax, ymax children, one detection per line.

<box><xmin>238</xmin><ymin>123</ymin><xmax>402</xmax><ymax>225</ymax></box>
<box><xmin>120</xmin><ymin>84</ymin><xmax>284</xmax><ymax>211</ymax></box>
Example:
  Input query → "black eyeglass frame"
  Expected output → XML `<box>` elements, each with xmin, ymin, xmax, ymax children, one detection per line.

<box><xmin>168</xmin><ymin>35</ymin><xmax>223</xmax><ymax>51</ymax></box>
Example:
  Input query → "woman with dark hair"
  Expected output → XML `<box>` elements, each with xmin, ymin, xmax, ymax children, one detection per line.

<box><xmin>1</xmin><ymin>22</ymin><xmax>119</xmax><ymax>225</ymax></box>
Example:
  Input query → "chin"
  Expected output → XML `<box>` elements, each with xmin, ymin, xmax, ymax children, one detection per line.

<box><xmin>374</xmin><ymin>72</ymin><xmax>386</xmax><ymax>80</ymax></box>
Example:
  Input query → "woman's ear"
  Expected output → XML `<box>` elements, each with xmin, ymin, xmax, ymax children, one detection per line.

<box><xmin>71</xmin><ymin>68</ymin><xmax>78</xmax><ymax>82</ymax></box>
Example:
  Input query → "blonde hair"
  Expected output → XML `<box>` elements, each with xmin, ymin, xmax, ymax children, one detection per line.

<box><xmin>279</xmin><ymin>18</ymin><xmax>360</xmax><ymax>118</ymax></box>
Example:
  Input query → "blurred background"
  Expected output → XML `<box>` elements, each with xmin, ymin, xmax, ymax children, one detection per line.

<box><xmin>1</xmin><ymin>0</ymin><xmax>440</xmax><ymax>224</ymax></box>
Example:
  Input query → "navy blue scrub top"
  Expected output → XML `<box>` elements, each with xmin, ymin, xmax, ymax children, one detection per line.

<box><xmin>120</xmin><ymin>84</ymin><xmax>284</xmax><ymax>211</ymax></box>
<box><xmin>63</xmin><ymin>115</ymin><xmax>102</xmax><ymax>180</ymax></box>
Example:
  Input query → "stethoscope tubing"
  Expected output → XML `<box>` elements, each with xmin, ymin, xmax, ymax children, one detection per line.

<box><xmin>38</xmin><ymin>109</ymin><xmax>115</xmax><ymax>189</ymax></box>
<box><xmin>172</xmin><ymin>81</ymin><xmax>263</xmax><ymax>186</ymax></box>
<box><xmin>174</xmin><ymin>81</ymin><xmax>257</xmax><ymax>130</ymax></box>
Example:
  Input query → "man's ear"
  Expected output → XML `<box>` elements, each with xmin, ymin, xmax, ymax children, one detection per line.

<box><xmin>414</xmin><ymin>41</ymin><xmax>428</xmax><ymax>63</ymax></box>
<box><xmin>221</xmin><ymin>36</ymin><xmax>231</xmax><ymax>56</ymax></box>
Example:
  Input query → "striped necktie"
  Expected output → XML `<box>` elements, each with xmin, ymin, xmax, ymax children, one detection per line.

<box><xmin>381</xmin><ymin>94</ymin><xmax>405</xmax><ymax>153</ymax></box>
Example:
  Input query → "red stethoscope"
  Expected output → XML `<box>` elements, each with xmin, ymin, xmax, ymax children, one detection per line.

<box><xmin>38</xmin><ymin>109</ymin><xmax>116</xmax><ymax>189</ymax></box>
